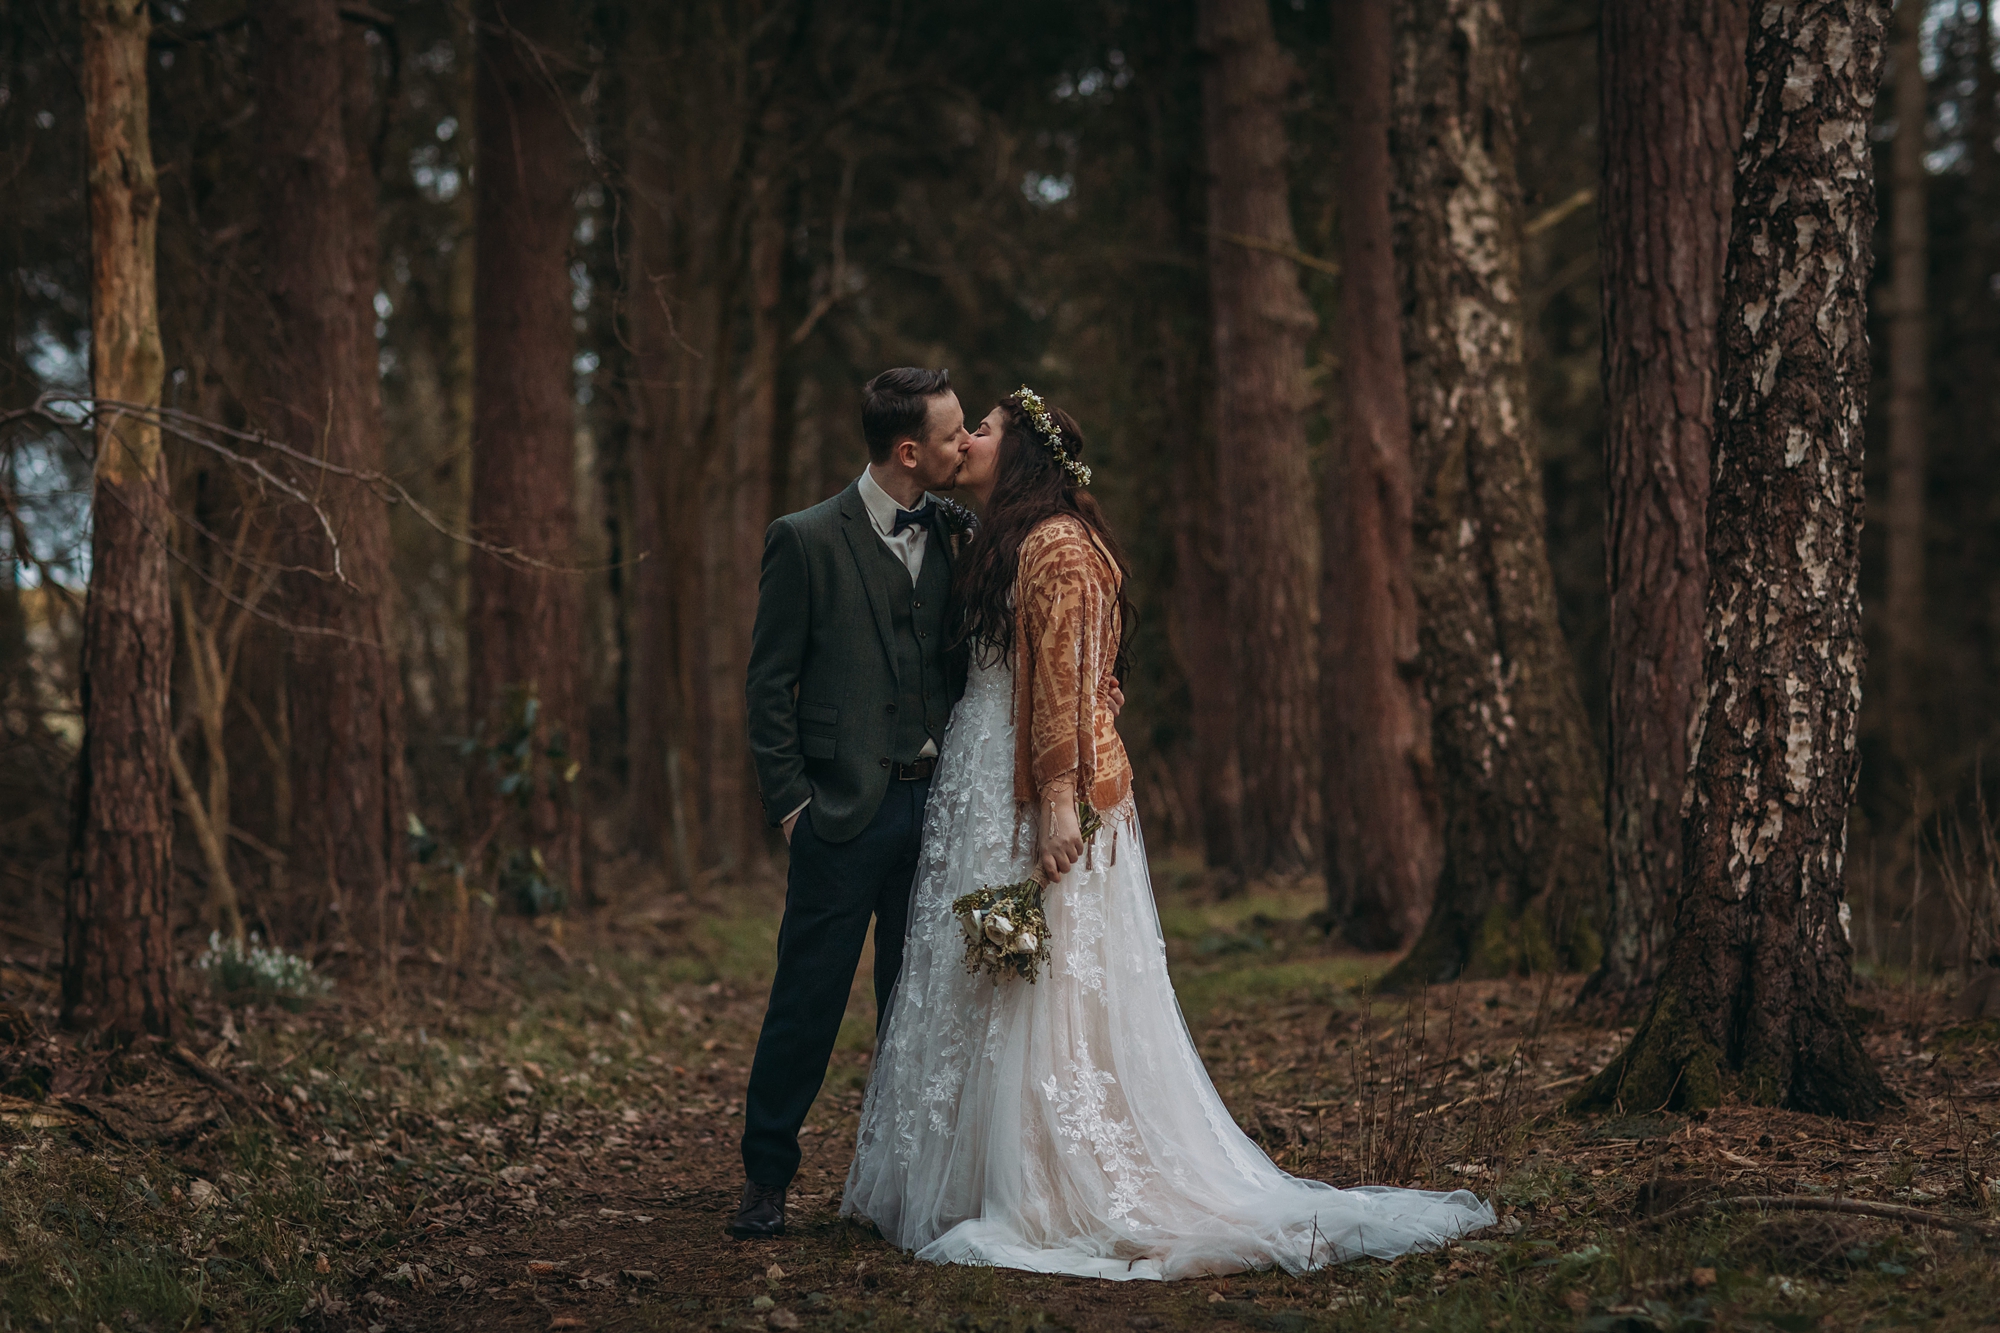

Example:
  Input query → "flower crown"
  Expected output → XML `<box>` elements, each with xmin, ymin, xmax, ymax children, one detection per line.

<box><xmin>1009</xmin><ymin>385</ymin><xmax>1092</xmax><ymax>488</ymax></box>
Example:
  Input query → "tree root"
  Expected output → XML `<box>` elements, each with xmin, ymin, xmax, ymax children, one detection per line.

<box><xmin>1638</xmin><ymin>1193</ymin><xmax>2000</xmax><ymax>1240</ymax></box>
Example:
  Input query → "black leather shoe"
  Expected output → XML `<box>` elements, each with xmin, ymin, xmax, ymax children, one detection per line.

<box><xmin>728</xmin><ymin>1180</ymin><xmax>786</xmax><ymax>1239</ymax></box>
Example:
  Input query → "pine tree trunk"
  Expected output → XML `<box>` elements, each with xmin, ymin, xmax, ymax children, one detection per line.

<box><xmin>1575</xmin><ymin>0</ymin><xmax>1895</xmax><ymax>1120</ymax></box>
<box><xmin>699</xmin><ymin>326</ymin><xmax>743</xmax><ymax>873</ymax></box>
<box><xmin>1384</xmin><ymin>0</ymin><xmax>1607</xmax><ymax>987</ymax></box>
<box><xmin>254</xmin><ymin>0</ymin><xmax>407</xmax><ymax>960</ymax></box>
<box><xmin>1967</xmin><ymin>8</ymin><xmax>1995</xmax><ymax>369</ymax></box>
<box><xmin>468</xmin><ymin>0</ymin><xmax>586</xmax><ymax>906</ymax></box>
<box><xmin>63</xmin><ymin>0</ymin><xmax>173</xmax><ymax>1040</ymax></box>
<box><xmin>719</xmin><ymin>188</ymin><xmax>785</xmax><ymax>878</ymax></box>
<box><xmin>621</xmin><ymin>8</ymin><xmax>758</xmax><ymax>876</ymax></box>
<box><xmin>623</xmin><ymin>89</ymin><xmax>698</xmax><ymax>880</ymax></box>
<box><xmin>1591</xmin><ymin>0</ymin><xmax>1748</xmax><ymax>1006</ymax></box>
<box><xmin>1884</xmin><ymin>0</ymin><xmax>1927</xmax><ymax>769</ymax></box>
<box><xmin>1959</xmin><ymin>1</ymin><xmax>1996</xmax><ymax>566</ymax></box>
<box><xmin>1165</xmin><ymin>327</ymin><xmax>1245</xmax><ymax>874</ymax></box>
<box><xmin>623</xmin><ymin>164</ymin><xmax>667</xmax><ymax>863</ymax></box>
<box><xmin>1971</xmin><ymin>4</ymin><xmax>1996</xmax><ymax>367</ymax></box>
<box><xmin>1196</xmin><ymin>0</ymin><xmax>1322</xmax><ymax>876</ymax></box>
<box><xmin>1146</xmin><ymin>19</ymin><xmax>1241</xmax><ymax>876</ymax></box>
<box><xmin>1324</xmin><ymin>0</ymin><xmax>1439</xmax><ymax>949</ymax></box>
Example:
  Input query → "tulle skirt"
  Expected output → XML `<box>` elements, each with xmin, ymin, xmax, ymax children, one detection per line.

<box><xmin>841</xmin><ymin>660</ymin><xmax>1494</xmax><ymax>1280</ymax></box>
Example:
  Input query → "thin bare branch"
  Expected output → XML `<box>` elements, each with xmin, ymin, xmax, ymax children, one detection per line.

<box><xmin>1204</xmin><ymin>228</ymin><xmax>1341</xmax><ymax>276</ymax></box>
<box><xmin>20</xmin><ymin>393</ymin><xmax>630</xmax><ymax>575</ymax></box>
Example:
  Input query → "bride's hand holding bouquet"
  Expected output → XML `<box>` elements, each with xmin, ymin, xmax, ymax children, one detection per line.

<box><xmin>1035</xmin><ymin>776</ymin><xmax>1085</xmax><ymax>883</ymax></box>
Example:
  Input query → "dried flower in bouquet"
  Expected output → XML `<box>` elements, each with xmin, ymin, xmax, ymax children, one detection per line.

<box><xmin>951</xmin><ymin>879</ymin><xmax>1051</xmax><ymax>983</ymax></box>
<box><xmin>950</xmin><ymin>800</ymin><xmax>1103</xmax><ymax>983</ymax></box>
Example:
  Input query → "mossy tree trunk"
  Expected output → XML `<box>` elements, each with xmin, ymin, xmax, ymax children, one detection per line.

<box><xmin>1576</xmin><ymin>0</ymin><xmax>1895</xmax><ymax>1120</ymax></box>
<box><xmin>1589</xmin><ymin>0</ymin><xmax>1748</xmax><ymax>1008</ymax></box>
<box><xmin>1383</xmin><ymin>0</ymin><xmax>1606</xmax><ymax>989</ymax></box>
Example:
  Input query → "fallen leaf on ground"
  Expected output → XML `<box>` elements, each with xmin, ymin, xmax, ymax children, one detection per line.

<box><xmin>768</xmin><ymin>1312</ymin><xmax>801</xmax><ymax>1331</ymax></box>
<box><xmin>766</xmin><ymin>1263</ymin><xmax>785</xmax><ymax>1280</ymax></box>
<box><xmin>526</xmin><ymin>1260</ymin><xmax>557</xmax><ymax>1276</ymax></box>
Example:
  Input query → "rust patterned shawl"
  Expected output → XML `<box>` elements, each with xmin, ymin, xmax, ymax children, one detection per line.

<box><xmin>1010</xmin><ymin>514</ymin><xmax>1132</xmax><ymax>813</ymax></box>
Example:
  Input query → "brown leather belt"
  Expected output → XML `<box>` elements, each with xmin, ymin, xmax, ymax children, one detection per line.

<box><xmin>891</xmin><ymin>757</ymin><xmax>936</xmax><ymax>781</ymax></box>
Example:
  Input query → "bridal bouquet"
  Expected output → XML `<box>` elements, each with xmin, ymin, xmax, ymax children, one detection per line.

<box><xmin>951</xmin><ymin>802</ymin><xmax>1103</xmax><ymax>984</ymax></box>
<box><xmin>952</xmin><ymin>880</ymin><xmax>1051</xmax><ymax>983</ymax></box>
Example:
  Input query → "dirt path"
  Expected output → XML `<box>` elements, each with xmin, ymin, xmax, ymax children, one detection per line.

<box><xmin>338</xmin><ymin>948</ymin><xmax>2000</xmax><ymax>1333</ymax></box>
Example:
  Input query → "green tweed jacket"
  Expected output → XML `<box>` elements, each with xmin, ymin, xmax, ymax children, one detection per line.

<box><xmin>745</xmin><ymin>480</ymin><xmax>968</xmax><ymax>845</ymax></box>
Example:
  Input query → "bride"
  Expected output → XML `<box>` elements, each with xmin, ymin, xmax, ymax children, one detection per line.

<box><xmin>841</xmin><ymin>388</ymin><xmax>1494</xmax><ymax>1280</ymax></box>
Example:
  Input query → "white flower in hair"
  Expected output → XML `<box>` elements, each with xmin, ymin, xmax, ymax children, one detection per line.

<box><xmin>1010</xmin><ymin>385</ymin><xmax>1093</xmax><ymax>488</ymax></box>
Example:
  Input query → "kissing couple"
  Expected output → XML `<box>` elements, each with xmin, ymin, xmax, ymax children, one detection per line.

<box><xmin>733</xmin><ymin>368</ymin><xmax>1493</xmax><ymax>1279</ymax></box>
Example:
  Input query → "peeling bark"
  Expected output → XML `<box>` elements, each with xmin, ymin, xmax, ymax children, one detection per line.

<box><xmin>1384</xmin><ymin>0</ymin><xmax>1606</xmax><ymax>987</ymax></box>
<box><xmin>1591</xmin><ymin>0</ymin><xmax>1749</xmax><ymax>1007</ymax></box>
<box><xmin>1197</xmin><ymin>0</ymin><xmax>1322</xmax><ymax>875</ymax></box>
<box><xmin>1577</xmin><ymin>0</ymin><xmax>1896</xmax><ymax>1120</ymax></box>
<box><xmin>64</xmin><ymin>0</ymin><xmax>174</xmax><ymax>1041</ymax></box>
<box><xmin>1325</xmin><ymin>0</ymin><xmax>1439</xmax><ymax>948</ymax></box>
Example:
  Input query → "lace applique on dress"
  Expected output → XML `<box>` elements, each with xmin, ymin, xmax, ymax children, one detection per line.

<box><xmin>1040</xmin><ymin>1040</ymin><xmax>1153</xmax><ymax>1222</ymax></box>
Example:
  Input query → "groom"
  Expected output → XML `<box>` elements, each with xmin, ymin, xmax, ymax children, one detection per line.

<box><xmin>731</xmin><ymin>367</ymin><xmax>972</xmax><ymax>1239</ymax></box>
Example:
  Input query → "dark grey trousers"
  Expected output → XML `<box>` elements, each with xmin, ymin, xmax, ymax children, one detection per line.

<box><xmin>739</xmin><ymin>775</ymin><xmax>928</xmax><ymax>1188</ymax></box>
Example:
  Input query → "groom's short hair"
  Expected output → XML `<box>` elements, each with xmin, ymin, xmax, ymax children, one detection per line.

<box><xmin>862</xmin><ymin>367</ymin><xmax>952</xmax><ymax>463</ymax></box>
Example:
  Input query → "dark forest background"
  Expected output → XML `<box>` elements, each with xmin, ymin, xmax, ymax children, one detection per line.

<box><xmin>2</xmin><ymin>0</ymin><xmax>1994</xmax><ymax>983</ymax></box>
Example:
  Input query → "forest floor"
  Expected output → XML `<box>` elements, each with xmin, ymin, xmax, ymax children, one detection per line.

<box><xmin>1</xmin><ymin>858</ymin><xmax>1998</xmax><ymax>1333</ymax></box>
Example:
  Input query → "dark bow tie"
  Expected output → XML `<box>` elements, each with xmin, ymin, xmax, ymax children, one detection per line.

<box><xmin>890</xmin><ymin>503</ymin><xmax>933</xmax><ymax>536</ymax></box>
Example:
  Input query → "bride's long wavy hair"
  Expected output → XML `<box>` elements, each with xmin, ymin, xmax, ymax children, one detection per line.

<box><xmin>951</xmin><ymin>396</ymin><xmax>1133</xmax><ymax>674</ymax></box>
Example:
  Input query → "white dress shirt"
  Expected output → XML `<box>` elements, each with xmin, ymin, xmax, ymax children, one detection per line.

<box><xmin>857</xmin><ymin>467</ymin><xmax>932</xmax><ymax>585</ymax></box>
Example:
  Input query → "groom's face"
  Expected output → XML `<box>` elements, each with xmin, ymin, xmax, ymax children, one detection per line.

<box><xmin>905</xmin><ymin>391</ymin><xmax>972</xmax><ymax>491</ymax></box>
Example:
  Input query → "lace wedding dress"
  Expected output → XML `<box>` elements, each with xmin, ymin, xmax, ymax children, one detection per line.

<box><xmin>841</xmin><ymin>656</ymin><xmax>1494</xmax><ymax>1280</ymax></box>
